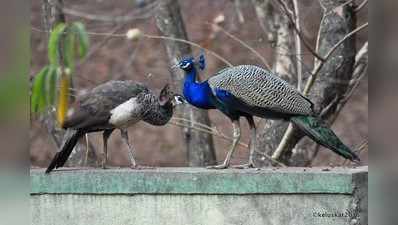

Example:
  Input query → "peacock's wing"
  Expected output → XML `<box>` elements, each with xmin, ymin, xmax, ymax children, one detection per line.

<box><xmin>208</xmin><ymin>65</ymin><xmax>314</xmax><ymax>117</ymax></box>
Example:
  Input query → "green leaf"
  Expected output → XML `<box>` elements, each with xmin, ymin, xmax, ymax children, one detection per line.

<box><xmin>46</xmin><ymin>66</ymin><xmax>59</xmax><ymax>105</ymax></box>
<box><xmin>71</xmin><ymin>22</ymin><xmax>89</xmax><ymax>59</ymax></box>
<box><xmin>48</xmin><ymin>23</ymin><xmax>67</xmax><ymax>66</ymax></box>
<box><xmin>31</xmin><ymin>66</ymin><xmax>49</xmax><ymax>113</ymax></box>
<box><xmin>63</xmin><ymin>27</ymin><xmax>76</xmax><ymax>73</ymax></box>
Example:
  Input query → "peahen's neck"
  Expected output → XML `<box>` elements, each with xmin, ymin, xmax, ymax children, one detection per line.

<box><xmin>183</xmin><ymin>67</ymin><xmax>215</xmax><ymax>109</ymax></box>
<box><xmin>142</xmin><ymin>100</ymin><xmax>173</xmax><ymax>126</ymax></box>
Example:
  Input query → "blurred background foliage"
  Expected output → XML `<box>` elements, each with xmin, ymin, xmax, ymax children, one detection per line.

<box><xmin>31</xmin><ymin>22</ymin><xmax>89</xmax><ymax>127</ymax></box>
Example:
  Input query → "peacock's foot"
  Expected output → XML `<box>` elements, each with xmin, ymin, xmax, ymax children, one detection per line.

<box><xmin>206</xmin><ymin>163</ymin><xmax>229</xmax><ymax>169</ymax></box>
<box><xmin>130</xmin><ymin>165</ymin><xmax>155</xmax><ymax>170</ymax></box>
<box><xmin>101</xmin><ymin>154</ymin><xmax>108</xmax><ymax>169</ymax></box>
<box><xmin>231</xmin><ymin>163</ymin><xmax>256</xmax><ymax>169</ymax></box>
<box><xmin>101</xmin><ymin>165</ymin><xmax>120</xmax><ymax>170</ymax></box>
<box><xmin>102</xmin><ymin>166</ymin><xmax>123</xmax><ymax>169</ymax></box>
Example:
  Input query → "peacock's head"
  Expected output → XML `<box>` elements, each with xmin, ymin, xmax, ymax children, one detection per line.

<box><xmin>176</xmin><ymin>57</ymin><xmax>195</xmax><ymax>71</ymax></box>
<box><xmin>172</xmin><ymin>53</ymin><xmax>206</xmax><ymax>72</ymax></box>
<box><xmin>159</xmin><ymin>84</ymin><xmax>187</xmax><ymax>107</ymax></box>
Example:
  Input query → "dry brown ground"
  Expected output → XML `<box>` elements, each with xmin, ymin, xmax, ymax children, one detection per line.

<box><xmin>30</xmin><ymin>0</ymin><xmax>368</xmax><ymax>168</ymax></box>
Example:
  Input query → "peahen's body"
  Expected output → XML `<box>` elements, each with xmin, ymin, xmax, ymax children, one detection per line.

<box><xmin>45</xmin><ymin>81</ymin><xmax>184</xmax><ymax>173</ymax></box>
<box><xmin>177</xmin><ymin>57</ymin><xmax>359</xmax><ymax>168</ymax></box>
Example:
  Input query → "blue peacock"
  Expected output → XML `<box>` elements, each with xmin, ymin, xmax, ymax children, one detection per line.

<box><xmin>175</xmin><ymin>55</ymin><xmax>360</xmax><ymax>169</ymax></box>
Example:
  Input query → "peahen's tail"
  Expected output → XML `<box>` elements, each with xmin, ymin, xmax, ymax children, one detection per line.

<box><xmin>45</xmin><ymin>129</ymin><xmax>85</xmax><ymax>174</ymax></box>
<box><xmin>290</xmin><ymin>115</ymin><xmax>360</xmax><ymax>162</ymax></box>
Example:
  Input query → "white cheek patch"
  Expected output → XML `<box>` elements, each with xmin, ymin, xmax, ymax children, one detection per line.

<box><xmin>181</xmin><ymin>63</ymin><xmax>190</xmax><ymax>69</ymax></box>
<box><xmin>109</xmin><ymin>97</ymin><xmax>140</xmax><ymax>127</ymax></box>
<box><xmin>174</xmin><ymin>96</ymin><xmax>184</xmax><ymax>105</ymax></box>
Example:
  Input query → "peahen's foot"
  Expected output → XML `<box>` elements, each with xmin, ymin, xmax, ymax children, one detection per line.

<box><xmin>206</xmin><ymin>163</ymin><xmax>229</xmax><ymax>169</ymax></box>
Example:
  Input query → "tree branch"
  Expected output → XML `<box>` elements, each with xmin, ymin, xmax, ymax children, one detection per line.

<box><xmin>324</xmin><ymin>0</ymin><xmax>355</xmax><ymax>16</ymax></box>
<box><xmin>302</xmin><ymin>22</ymin><xmax>368</xmax><ymax>96</ymax></box>
<box><xmin>275</xmin><ymin>0</ymin><xmax>325</xmax><ymax>62</ymax></box>
<box><xmin>142</xmin><ymin>33</ymin><xmax>233</xmax><ymax>67</ymax></box>
<box><xmin>60</xmin><ymin>0</ymin><xmax>160</xmax><ymax>22</ymax></box>
<box><xmin>292</xmin><ymin>0</ymin><xmax>302</xmax><ymax>91</ymax></box>
<box><xmin>206</xmin><ymin>22</ymin><xmax>271</xmax><ymax>69</ymax></box>
<box><xmin>355</xmin><ymin>0</ymin><xmax>368</xmax><ymax>12</ymax></box>
<box><xmin>32</xmin><ymin>27</ymin><xmax>233</xmax><ymax>67</ymax></box>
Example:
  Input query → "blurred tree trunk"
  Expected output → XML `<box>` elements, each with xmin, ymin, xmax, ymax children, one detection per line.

<box><xmin>41</xmin><ymin>0</ymin><xmax>98</xmax><ymax>167</ymax></box>
<box><xmin>42</xmin><ymin>0</ymin><xmax>65</xmax><ymax>31</ymax></box>
<box><xmin>252</xmin><ymin>0</ymin><xmax>297</xmax><ymax>166</ymax></box>
<box><xmin>155</xmin><ymin>0</ymin><xmax>216</xmax><ymax>166</ymax></box>
<box><xmin>253</xmin><ymin>0</ymin><xmax>357</xmax><ymax>166</ymax></box>
<box><xmin>288</xmin><ymin>0</ymin><xmax>357</xmax><ymax>166</ymax></box>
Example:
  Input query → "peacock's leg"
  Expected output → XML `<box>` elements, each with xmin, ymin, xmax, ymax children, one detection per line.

<box><xmin>233</xmin><ymin>116</ymin><xmax>257</xmax><ymax>169</ymax></box>
<box><xmin>101</xmin><ymin>129</ymin><xmax>113</xmax><ymax>169</ymax></box>
<box><xmin>207</xmin><ymin>120</ymin><xmax>241</xmax><ymax>169</ymax></box>
<box><xmin>120</xmin><ymin>129</ymin><xmax>137</xmax><ymax>168</ymax></box>
<box><xmin>248</xmin><ymin>117</ymin><xmax>256</xmax><ymax>166</ymax></box>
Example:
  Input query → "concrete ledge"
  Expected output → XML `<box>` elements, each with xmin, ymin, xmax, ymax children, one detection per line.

<box><xmin>30</xmin><ymin>167</ymin><xmax>368</xmax><ymax>225</ymax></box>
<box><xmin>31</xmin><ymin>167</ymin><xmax>366</xmax><ymax>195</ymax></box>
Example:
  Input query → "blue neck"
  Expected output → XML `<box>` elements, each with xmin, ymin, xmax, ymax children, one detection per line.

<box><xmin>182</xmin><ymin>67</ymin><xmax>215</xmax><ymax>109</ymax></box>
<box><xmin>184</xmin><ymin>67</ymin><xmax>197</xmax><ymax>83</ymax></box>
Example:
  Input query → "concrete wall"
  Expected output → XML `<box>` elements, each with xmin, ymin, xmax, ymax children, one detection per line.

<box><xmin>30</xmin><ymin>167</ymin><xmax>368</xmax><ymax>225</ymax></box>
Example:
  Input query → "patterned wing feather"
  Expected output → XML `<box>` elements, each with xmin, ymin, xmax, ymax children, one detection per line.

<box><xmin>208</xmin><ymin>65</ymin><xmax>313</xmax><ymax>116</ymax></box>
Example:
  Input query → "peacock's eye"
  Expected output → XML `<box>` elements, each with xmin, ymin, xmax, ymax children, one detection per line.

<box><xmin>174</xmin><ymin>95</ymin><xmax>186</xmax><ymax>105</ymax></box>
<box><xmin>181</xmin><ymin>62</ymin><xmax>190</xmax><ymax>69</ymax></box>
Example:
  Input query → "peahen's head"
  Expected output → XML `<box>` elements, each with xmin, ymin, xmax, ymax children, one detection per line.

<box><xmin>158</xmin><ymin>84</ymin><xmax>186</xmax><ymax>107</ymax></box>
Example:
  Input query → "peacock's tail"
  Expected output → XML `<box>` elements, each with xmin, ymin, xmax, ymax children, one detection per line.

<box><xmin>290</xmin><ymin>115</ymin><xmax>360</xmax><ymax>162</ymax></box>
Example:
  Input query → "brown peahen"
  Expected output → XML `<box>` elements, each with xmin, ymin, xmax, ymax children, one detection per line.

<box><xmin>45</xmin><ymin>81</ymin><xmax>185</xmax><ymax>173</ymax></box>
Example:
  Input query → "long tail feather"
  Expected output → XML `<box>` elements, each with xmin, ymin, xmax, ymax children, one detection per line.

<box><xmin>45</xmin><ymin>129</ymin><xmax>85</xmax><ymax>174</ymax></box>
<box><xmin>290</xmin><ymin>115</ymin><xmax>360</xmax><ymax>162</ymax></box>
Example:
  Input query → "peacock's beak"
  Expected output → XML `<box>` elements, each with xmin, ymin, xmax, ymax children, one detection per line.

<box><xmin>171</xmin><ymin>63</ymin><xmax>181</xmax><ymax>69</ymax></box>
<box><xmin>173</xmin><ymin>95</ymin><xmax>187</xmax><ymax>106</ymax></box>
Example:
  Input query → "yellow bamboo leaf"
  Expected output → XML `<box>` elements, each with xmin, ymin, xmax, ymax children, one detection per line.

<box><xmin>57</xmin><ymin>73</ymin><xmax>70</xmax><ymax>127</ymax></box>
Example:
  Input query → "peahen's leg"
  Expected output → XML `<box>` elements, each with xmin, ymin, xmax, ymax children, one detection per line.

<box><xmin>233</xmin><ymin>116</ymin><xmax>257</xmax><ymax>169</ymax></box>
<box><xmin>207</xmin><ymin>120</ymin><xmax>241</xmax><ymax>169</ymax></box>
<box><xmin>120</xmin><ymin>129</ymin><xmax>137</xmax><ymax>168</ymax></box>
<box><xmin>101</xmin><ymin>129</ymin><xmax>114</xmax><ymax>169</ymax></box>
